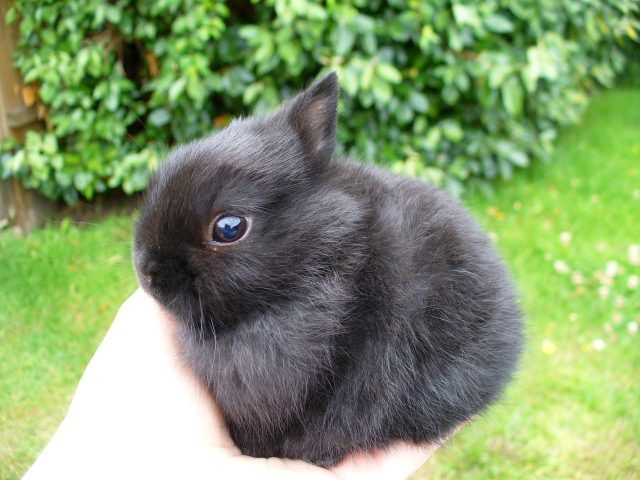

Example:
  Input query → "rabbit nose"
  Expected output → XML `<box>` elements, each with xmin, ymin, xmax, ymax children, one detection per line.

<box><xmin>138</xmin><ymin>264</ymin><xmax>158</xmax><ymax>289</ymax></box>
<box><xmin>133</xmin><ymin>246</ymin><xmax>158</xmax><ymax>288</ymax></box>
<box><xmin>138</xmin><ymin>266</ymin><xmax>157</xmax><ymax>287</ymax></box>
<box><xmin>134</xmin><ymin>255</ymin><xmax>156</xmax><ymax>287</ymax></box>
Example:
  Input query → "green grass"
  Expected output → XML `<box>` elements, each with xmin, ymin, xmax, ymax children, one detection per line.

<box><xmin>1</xmin><ymin>88</ymin><xmax>639</xmax><ymax>479</ymax></box>
<box><xmin>417</xmin><ymin>88</ymin><xmax>640</xmax><ymax>479</ymax></box>
<box><xmin>0</xmin><ymin>218</ymin><xmax>137</xmax><ymax>479</ymax></box>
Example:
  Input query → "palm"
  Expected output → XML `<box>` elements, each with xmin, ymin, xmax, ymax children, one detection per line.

<box><xmin>26</xmin><ymin>290</ymin><xmax>441</xmax><ymax>480</ymax></box>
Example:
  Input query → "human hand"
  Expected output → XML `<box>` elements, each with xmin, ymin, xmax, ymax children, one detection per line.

<box><xmin>25</xmin><ymin>290</ymin><xmax>451</xmax><ymax>479</ymax></box>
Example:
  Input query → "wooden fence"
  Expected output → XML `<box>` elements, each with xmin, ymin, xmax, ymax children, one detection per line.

<box><xmin>0</xmin><ymin>0</ymin><xmax>57</xmax><ymax>233</ymax></box>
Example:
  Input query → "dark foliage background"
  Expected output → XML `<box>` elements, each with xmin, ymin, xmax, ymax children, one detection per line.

<box><xmin>1</xmin><ymin>0</ymin><xmax>638</xmax><ymax>203</ymax></box>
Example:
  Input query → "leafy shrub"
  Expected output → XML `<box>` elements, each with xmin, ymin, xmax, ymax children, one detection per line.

<box><xmin>2</xmin><ymin>0</ymin><xmax>638</xmax><ymax>203</ymax></box>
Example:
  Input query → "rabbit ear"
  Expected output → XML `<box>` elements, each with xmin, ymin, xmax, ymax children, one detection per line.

<box><xmin>284</xmin><ymin>72</ymin><xmax>338</xmax><ymax>169</ymax></box>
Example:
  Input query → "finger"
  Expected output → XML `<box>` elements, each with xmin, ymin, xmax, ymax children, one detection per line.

<box><xmin>63</xmin><ymin>289</ymin><xmax>238</xmax><ymax>452</ymax></box>
<box><xmin>206</xmin><ymin>454</ymin><xmax>341</xmax><ymax>480</ymax></box>
<box><xmin>331</xmin><ymin>442</ymin><xmax>438</xmax><ymax>480</ymax></box>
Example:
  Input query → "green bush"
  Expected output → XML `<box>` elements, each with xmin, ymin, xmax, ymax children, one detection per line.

<box><xmin>2</xmin><ymin>0</ymin><xmax>638</xmax><ymax>203</ymax></box>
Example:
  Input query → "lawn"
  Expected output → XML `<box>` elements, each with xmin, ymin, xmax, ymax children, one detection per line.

<box><xmin>1</xmin><ymin>87</ymin><xmax>639</xmax><ymax>479</ymax></box>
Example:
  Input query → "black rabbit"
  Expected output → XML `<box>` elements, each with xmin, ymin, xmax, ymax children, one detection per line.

<box><xmin>133</xmin><ymin>72</ymin><xmax>522</xmax><ymax>466</ymax></box>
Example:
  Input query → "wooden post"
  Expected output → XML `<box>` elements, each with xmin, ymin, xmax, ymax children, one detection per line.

<box><xmin>0</xmin><ymin>0</ymin><xmax>56</xmax><ymax>233</ymax></box>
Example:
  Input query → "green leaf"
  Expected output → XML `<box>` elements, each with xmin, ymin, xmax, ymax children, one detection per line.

<box><xmin>340</xmin><ymin>65</ymin><xmax>359</xmax><ymax>96</ymax></box>
<box><xmin>371</xmin><ymin>78</ymin><xmax>393</xmax><ymax>104</ymax></box>
<box><xmin>441</xmin><ymin>120</ymin><xmax>464</xmax><ymax>142</ymax></box>
<box><xmin>482</xmin><ymin>156</ymin><xmax>497</xmax><ymax>179</ymax></box>
<box><xmin>168</xmin><ymin>78</ymin><xmax>186</xmax><ymax>102</ymax></box>
<box><xmin>332</xmin><ymin>24</ymin><xmax>356</xmax><ymax>56</ymax></box>
<box><xmin>239</xmin><ymin>25</ymin><xmax>261</xmax><ymax>42</ymax></box>
<box><xmin>105</xmin><ymin>6</ymin><xmax>122</xmax><ymax>24</ymax></box>
<box><xmin>94</xmin><ymin>4</ymin><xmax>106</xmax><ymax>26</ymax></box>
<box><xmin>362</xmin><ymin>33</ymin><xmax>377</xmax><ymax>55</ymax></box>
<box><xmin>77</xmin><ymin>48</ymin><xmax>90</xmax><ymax>71</ymax></box>
<box><xmin>54</xmin><ymin>170</ymin><xmax>73</xmax><ymax>188</ymax></box>
<box><xmin>452</xmin><ymin>4</ymin><xmax>481</xmax><ymax>29</ymax></box>
<box><xmin>495</xmin><ymin>140</ymin><xmax>529</xmax><ymax>167</ymax></box>
<box><xmin>484</xmin><ymin>14</ymin><xmax>514</xmax><ymax>33</ymax></box>
<box><xmin>424</xmin><ymin>127</ymin><xmax>441</xmax><ymax>150</ymax></box>
<box><xmin>420</xmin><ymin>167</ymin><xmax>445</xmax><ymax>186</ymax></box>
<box><xmin>42</xmin><ymin>135</ymin><xmax>57</xmax><ymax>155</ymax></box>
<box><xmin>413</xmin><ymin>116</ymin><xmax>427</xmax><ymax>134</ymax></box>
<box><xmin>501</xmin><ymin>76</ymin><xmax>524</xmax><ymax>117</ymax></box>
<box><xmin>104</xmin><ymin>90</ymin><xmax>119</xmax><ymax>111</ymax></box>
<box><xmin>148</xmin><ymin>108</ymin><xmax>171</xmax><ymax>127</ymax></box>
<box><xmin>447</xmin><ymin>26</ymin><xmax>463</xmax><ymax>52</ymax></box>
<box><xmin>39</xmin><ymin>84</ymin><xmax>56</xmax><ymax>103</ymax></box>
<box><xmin>62</xmin><ymin>189</ymin><xmax>79</xmax><ymax>205</ymax></box>
<box><xmin>419</xmin><ymin>25</ymin><xmax>440</xmax><ymax>52</ymax></box>
<box><xmin>523</xmin><ymin>43</ymin><xmax>559</xmax><ymax>91</ymax></box>
<box><xmin>394</xmin><ymin>103</ymin><xmax>414</xmax><ymax>125</ymax></box>
<box><xmin>376</xmin><ymin>63</ymin><xmax>402</xmax><ymax>84</ymax></box>
<box><xmin>361</xmin><ymin>64</ymin><xmax>375</xmax><ymax>90</ymax></box>
<box><xmin>186</xmin><ymin>75</ymin><xmax>206</xmax><ymax>103</ymax></box>
<box><xmin>352</xmin><ymin>14</ymin><xmax>375</xmax><ymax>33</ymax></box>
<box><xmin>6</xmin><ymin>6</ymin><xmax>17</xmax><ymax>24</ymax></box>
<box><xmin>243</xmin><ymin>82</ymin><xmax>263</xmax><ymax>105</ymax></box>
<box><xmin>73</xmin><ymin>171</ymin><xmax>93</xmax><ymax>191</ymax></box>
<box><xmin>408</xmin><ymin>91</ymin><xmax>429</xmax><ymax>113</ymax></box>
<box><xmin>498</xmin><ymin>157</ymin><xmax>513</xmax><ymax>179</ymax></box>
<box><xmin>488</xmin><ymin>61</ymin><xmax>513</xmax><ymax>88</ymax></box>
<box><xmin>507</xmin><ymin>149</ymin><xmax>529</xmax><ymax>167</ymax></box>
<box><xmin>254</xmin><ymin>32</ymin><xmax>275</xmax><ymax>64</ymax></box>
<box><xmin>279</xmin><ymin>42</ymin><xmax>301</xmax><ymax>66</ymax></box>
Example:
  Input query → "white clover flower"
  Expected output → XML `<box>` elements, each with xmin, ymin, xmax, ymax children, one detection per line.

<box><xmin>598</xmin><ymin>286</ymin><xmax>610</xmax><ymax>298</ymax></box>
<box><xmin>605</xmin><ymin>260</ymin><xmax>620</xmax><ymax>277</ymax></box>
<box><xmin>628</xmin><ymin>322</ymin><xmax>638</xmax><ymax>334</ymax></box>
<box><xmin>592</xmin><ymin>339</ymin><xmax>606</xmax><ymax>351</ymax></box>
<box><xmin>541</xmin><ymin>339</ymin><xmax>557</xmax><ymax>355</ymax></box>
<box><xmin>554</xmin><ymin>260</ymin><xmax>570</xmax><ymax>274</ymax></box>
<box><xmin>600</xmin><ymin>275</ymin><xmax>613</xmax><ymax>287</ymax></box>
<box><xmin>628</xmin><ymin>275</ymin><xmax>639</xmax><ymax>290</ymax></box>
<box><xmin>629</xmin><ymin>245</ymin><xmax>640</xmax><ymax>266</ymax></box>
<box><xmin>559</xmin><ymin>231</ymin><xmax>572</xmax><ymax>246</ymax></box>
<box><xmin>612</xmin><ymin>312</ymin><xmax>623</xmax><ymax>324</ymax></box>
<box><xmin>571</xmin><ymin>272</ymin><xmax>584</xmax><ymax>285</ymax></box>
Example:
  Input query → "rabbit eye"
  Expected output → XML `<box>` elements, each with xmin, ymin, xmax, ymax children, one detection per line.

<box><xmin>212</xmin><ymin>215</ymin><xmax>249</xmax><ymax>244</ymax></box>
